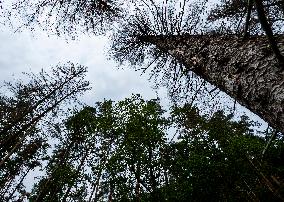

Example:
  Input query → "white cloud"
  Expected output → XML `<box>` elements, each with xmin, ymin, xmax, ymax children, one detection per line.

<box><xmin>0</xmin><ymin>27</ymin><xmax>165</xmax><ymax>105</ymax></box>
<box><xmin>0</xmin><ymin>25</ymin><xmax>172</xmax><ymax>193</ymax></box>
<box><xmin>0</xmin><ymin>25</ymin><xmax>267</xmax><ymax>129</ymax></box>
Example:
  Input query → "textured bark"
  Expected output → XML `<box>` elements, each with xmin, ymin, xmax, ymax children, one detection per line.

<box><xmin>141</xmin><ymin>34</ymin><xmax>284</xmax><ymax>133</ymax></box>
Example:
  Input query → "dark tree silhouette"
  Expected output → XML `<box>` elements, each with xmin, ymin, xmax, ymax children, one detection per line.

<box><xmin>0</xmin><ymin>63</ymin><xmax>90</xmax><ymax>200</ymax></box>
<box><xmin>3</xmin><ymin>1</ymin><xmax>283</xmax><ymax>131</ymax></box>
<box><xmin>110</xmin><ymin>0</ymin><xmax>284</xmax><ymax>133</ymax></box>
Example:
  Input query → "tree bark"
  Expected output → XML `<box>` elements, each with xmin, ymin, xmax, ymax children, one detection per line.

<box><xmin>254</xmin><ymin>0</ymin><xmax>284</xmax><ymax>66</ymax></box>
<box><xmin>141</xmin><ymin>34</ymin><xmax>284</xmax><ymax>133</ymax></box>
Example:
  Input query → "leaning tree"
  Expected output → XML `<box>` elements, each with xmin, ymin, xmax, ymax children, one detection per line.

<box><xmin>2</xmin><ymin>0</ymin><xmax>284</xmax><ymax>132</ymax></box>
<box><xmin>110</xmin><ymin>0</ymin><xmax>284</xmax><ymax>133</ymax></box>
<box><xmin>0</xmin><ymin>63</ymin><xmax>90</xmax><ymax>200</ymax></box>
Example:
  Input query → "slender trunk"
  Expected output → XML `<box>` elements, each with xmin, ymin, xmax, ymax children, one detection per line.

<box><xmin>247</xmin><ymin>156</ymin><xmax>284</xmax><ymax>200</ymax></box>
<box><xmin>135</xmin><ymin>178</ymin><xmax>141</xmax><ymax>202</ymax></box>
<box><xmin>164</xmin><ymin>170</ymin><xmax>169</xmax><ymax>187</ymax></box>
<box><xmin>0</xmin><ymin>90</ymin><xmax>79</xmax><ymax>167</ymax></box>
<box><xmin>88</xmin><ymin>183</ymin><xmax>96</xmax><ymax>202</ymax></box>
<box><xmin>35</xmin><ymin>142</ymin><xmax>74</xmax><ymax>202</ymax></box>
<box><xmin>262</xmin><ymin>130</ymin><xmax>278</xmax><ymax>157</ymax></box>
<box><xmin>142</xmin><ymin>34</ymin><xmax>284</xmax><ymax>133</ymax></box>
<box><xmin>92</xmin><ymin>167</ymin><xmax>103</xmax><ymax>202</ymax></box>
<box><xmin>148</xmin><ymin>147</ymin><xmax>158</xmax><ymax>200</ymax></box>
<box><xmin>108</xmin><ymin>187</ymin><xmax>113</xmax><ymax>202</ymax></box>
<box><xmin>134</xmin><ymin>163</ymin><xmax>141</xmax><ymax>202</ymax></box>
<box><xmin>62</xmin><ymin>149</ymin><xmax>90</xmax><ymax>202</ymax></box>
<box><xmin>244</xmin><ymin>0</ymin><xmax>253</xmax><ymax>38</ymax></box>
<box><xmin>8</xmin><ymin>167</ymin><xmax>31</xmax><ymax>200</ymax></box>
<box><xmin>92</xmin><ymin>174</ymin><xmax>101</xmax><ymax>202</ymax></box>
<box><xmin>254</xmin><ymin>0</ymin><xmax>284</xmax><ymax>66</ymax></box>
<box><xmin>92</xmin><ymin>138</ymin><xmax>114</xmax><ymax>202</ymax></box>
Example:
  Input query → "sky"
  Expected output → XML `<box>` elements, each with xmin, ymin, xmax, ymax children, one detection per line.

<box><xmin>0</xmin><ymin>26</ymin><xmax>169</xmax><ymax>106</ymax></box>
<box><xmin>0</xmin><ymin>23</ymin><xmax>268</xmax><ymax>129</ymax></box>
<box><xmin>0</xmin><ymin>1</ymin><xmax>270</xmax><ymax>194</ymax></box>
<box><xmin>0</xmin><ymin>0</ymin><xmax>267</xmax><ymax>121</ymax></box>
<box><xmin>0</xmin><ymin>25</ymin><xmax>171</xmax><ymax>192</ymax></box>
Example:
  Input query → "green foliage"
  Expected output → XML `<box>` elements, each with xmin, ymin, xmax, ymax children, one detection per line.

<box><xmin>163</xmin><ymin>105</ymin><xmax>284</xmax><ymax>201</ymax></box>
<box><xmin>0</xmin><ymin>0</ymin><xmax>283</xmax><ymax>201</ymax></box>
<box><xmin>28</xmin><ymin>94</ymin><xmax>170</xmax><ymax>201</ymax></box>
<box><xmin>26</xmin><ymin>96</ymin><xmax>284</xmax><ymax>201</ymax></box>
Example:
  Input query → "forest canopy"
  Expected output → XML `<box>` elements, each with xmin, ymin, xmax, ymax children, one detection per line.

<box><xmin>1</xmin><ymin>75</ymin><xmax>283</xmax><ymax>200</ymax></box>
<box><xmin>0</xmin><ymin>0</ymin><xmax>284</xmax><ymax>201</ymax></box>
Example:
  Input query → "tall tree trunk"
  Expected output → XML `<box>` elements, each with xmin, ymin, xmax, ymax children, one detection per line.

<box><xmin>135</xmin><ymin>178</ymin><xmax>141</xmax><ymax>202</ymax></box>
<box><xmin>62</xmin><ymin>148</ymin><xmax>90</xmax><ymax>202</ymax></box>
<box><xmin>91</xmin><ymin>138</ymin><xmax>115</xmax><ymax>202</ymax></box>
<box><xmin>141</xmin><ymin>34</ymin><xmax>284</xmax><ymax>133</ymax></box>
<box><xmin>35</xmin><ymin>142</ymin><xmax>74</xmax><ymax>202</ymax></box>
<box><xmin>254</xmin><ymin>0</ymin><xmax>284</xmax><ymax>65</ymax></box>
<box><xmin>8</xmin><ymin>167</ymin><xmax>31</xmax><ymax>200</ymax></box>
<box><xmin>247</xmin><ymin>156</ymin><xmax>284</xmax><ymax>200</ymax></box>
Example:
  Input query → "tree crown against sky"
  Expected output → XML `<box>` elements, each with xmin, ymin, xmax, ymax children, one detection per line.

<box><xmin>108</xmin><ymin>0</ymin><xmax>284</xmax><ymax>133</ymax></box>
<box><xmin>4</xmin><ymin>0</ymin><xmax>283</xmax><ymax>37</ymax></box>
<box><xmin>1</xmin><ymin>0</ymin><xmax>283</xmax><ymax>130</ymax></box>
<box><xmin>1</xmin><ymin>0</ymin><xmax>284</xmax><ymax>201</ymax></box>
<box><xmin>0</xmin><ymin>63</ymin><xmax>90</xmax><ymax>201</ymax></box>
<box><xmin>2</xmin><ymin>91</ymin><xmax>283</xmax><ymax>201</ymax></box>
<box><xmin>3</xmin><ymin>0</ymin><xmax>283</xmax><ymax>71</ymax></box>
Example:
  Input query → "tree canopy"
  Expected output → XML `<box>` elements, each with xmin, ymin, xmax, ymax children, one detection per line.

<box><xmin>0</xmin><ymin>63</ymin><xmax>90</xmax><ymax>201</ymax></box>
<box><xmin>2</xmin><ymin>93</ymin><xmax>283</xmax><ymax>201</ymax></box>
<box><xmin>0</xmin><ymin>0</ymin><xmax>284</xmax><ymax>201</ymax></box>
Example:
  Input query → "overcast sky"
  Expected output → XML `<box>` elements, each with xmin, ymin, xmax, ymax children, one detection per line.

<box><xmin>0</xmin><ymin>6</ymin><xmax>270</xmax><ymax>194</ymax></box>
<box><xmin>0</xmin><ymin>1</ymin><xmax>273</xmax><ymax>197</ymax></box>
<box><xmin>0</xmin><ymin>24</ymin><xmax>173</xmax><ymax>191</ymax></box>
<box><xmin>0</xmin><ymin>22</ymin><xmax>268</xmax><ymax>131</ymax></box>
<box><xmin>0</xmin><ymin>25</ymin><xmax>170</xmax><ymax>107</ymax></box>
